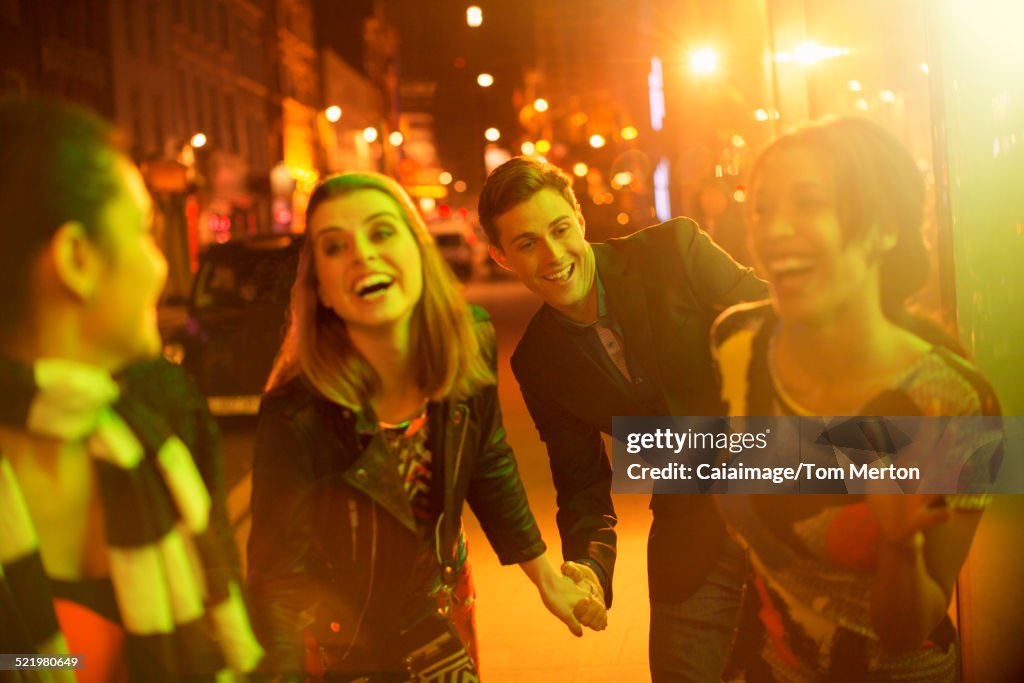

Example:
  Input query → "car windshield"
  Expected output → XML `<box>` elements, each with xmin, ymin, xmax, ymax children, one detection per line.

<box><xmin>192</xmin><ymin>242</ymin><xmax>299</xmax><ymax>311</ymax></box>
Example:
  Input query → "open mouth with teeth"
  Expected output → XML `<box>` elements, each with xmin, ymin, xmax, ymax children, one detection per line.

<box><xmin>353</xmin><ymin>273</ymin><xmax>395</xmax><ymax>298</ymax></box>
<box><xmin>765</xmin><ymin>256</ymin><xmax>816</xmax><ymax>288</ymax></box>
<box><xmin>541</xmin><ymin>262</ymin><xmax>574</xmax><ymax>284</ymax></box>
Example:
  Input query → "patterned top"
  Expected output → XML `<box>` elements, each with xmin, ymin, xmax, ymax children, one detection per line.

<box><xmin>712</xmin><ymin>302</ymin><xmax>1003</xmax><ymax>682</ymax></box>
<box><xmin>379</xmin><ymin>409</ymin><xmax>469</xmax><ymax>609</ymax></box>
<box><xmin>380</xmin><ymin>407</ymin><xmax>434</xmax><ymax>524</ymax></box>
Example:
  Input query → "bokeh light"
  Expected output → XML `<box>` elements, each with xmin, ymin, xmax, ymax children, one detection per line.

<box><xmin>690</xmin><ymin>47</ymin><xmax>719</xmax><ymax>75</ymax></box>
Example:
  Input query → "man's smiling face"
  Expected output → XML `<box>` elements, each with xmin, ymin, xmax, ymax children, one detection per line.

<box><xmin>489</xmin><ymin>188</ymin><xmax>597</xmax><ymax>323</ymax></box>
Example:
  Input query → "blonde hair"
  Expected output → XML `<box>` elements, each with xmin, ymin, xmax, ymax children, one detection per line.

<box><xmin>266</xmin><ymin>172</ymin><xmax>494</xmax><ymax>407</ymax></box>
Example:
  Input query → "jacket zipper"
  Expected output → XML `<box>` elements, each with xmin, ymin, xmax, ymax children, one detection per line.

<box><xmin>340</xmin><ymin>503</ymin><xmax>377</xmax><ymax>663</ymax></box>
<box><xmin>436</xmin><ymin>403</ymin><xmax>470</xmax><ymax>566</ymax></box>
<box><xmin>348</xmin><ymin>498</ymin><xmax>358</xmax><ymax>562</ymax></box>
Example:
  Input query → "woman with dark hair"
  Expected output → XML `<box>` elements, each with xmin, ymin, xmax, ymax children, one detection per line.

<box><xmin>712</xmin><ymin>117</ymin><xmax>1001</xmax><ymax>681</ymax></box>
<box><xmin>247</xmin><ymin>171</ymin><xmax>604</xmax><ymax>682</ymax></box>
<box><xmin>0</xmin><ymin>97</ymin><xmax>263</xmax><ymax>681</ymax></box>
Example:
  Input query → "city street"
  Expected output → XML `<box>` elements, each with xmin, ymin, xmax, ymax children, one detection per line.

<box><xmin>217</xmin><ymin>276</ymin><xmax>653</xmax><ymax>681</ymax></box>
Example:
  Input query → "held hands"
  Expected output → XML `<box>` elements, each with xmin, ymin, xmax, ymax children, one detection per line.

<box><xmin>561</xmin><ymin>561</ymin><xmax>608</xmax><ymax>632</ymax></box>
<box><xmin>520</xmin><ymin>553</ymin><xmax>608</xmax><ymax>637</ymax></box>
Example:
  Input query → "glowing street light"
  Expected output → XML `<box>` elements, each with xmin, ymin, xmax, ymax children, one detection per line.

<box><xmin>589</xmin><ymin>134</ymin><xmax>606</xmax><ymax>148</ymax></box>
<box><xmin>484</xmin><ymin>127</ymin><xmax>501</xmax><ymax>142</ymax></box>
<box><xmin>848</xmin><ymin>80</ymin><xmax>862</xmax><ymax>92</ymax></box>
<box><xmin>573</xmin><ymin>162</ymin><xmax>588</xmax><ymax>177</ymax></box>
<box><xmin>190</xmin><ymin>132</ymin><xmax>207</xmax><ymax>148</ymax></box>
<box><xmin>621</xmin><ymin>126</ymin><xmax>639</xmax><ymax>141</ymax></box>
<box><xmin>466</xmin><ymin>6</ymin><xmax>482</xmax><ymax>27</ymax></box>
<box><xmin>521</xmin><ymin>141</ymin><xmax>536</xmax><ymax>155</ymax></box>
<box><xmin>535</xmin><ymin>139</ymin><xmax>551</xmax><ymax>154</ymax></box>
<box><xmin>754</xmin><ymin>109</ymin><xmax>770</xmax><ymax>122</ymax></box>
<box><xmin>388</xmin><ymin>131</ymin><xmax>404</xmax><ymax>146</ymax></box>
<box><xmin>362</xmin><ymin>127</ymin><xmax>379</xmax><ymax>143</ymax></box>
<box><xmin>439</xmin><ymin>171</ymin><xmax>453</xmax><ymax>185</ymax></box>
<box><xmin>325</xmin><ymin>106</ymin><xmax>342</xmax><ymax>122</ymax></box>
<box><xmin>533</xmin><ymin>98</ymin><xmax>549</xmax><ymax>112</ymax></box>
<box><xmin>477</xmin><ymin>73</ymin><xmax>494</xmax><ymax>87</ymax></box>
<box><xmin>690</xmin><ymin>47</ymin><xmax>719</xmax><ymax>75</ymax></box>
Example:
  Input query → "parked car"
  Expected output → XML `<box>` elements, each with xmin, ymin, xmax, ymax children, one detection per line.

<box><xmin>163</xmin><ymin>233</ymin><xmax>303</xmax><ymax>416</ymax></box>
<box><xmin>428</xmin><ymin>216</ymin><xmax>490</xmax><ymax>280</ymax></box>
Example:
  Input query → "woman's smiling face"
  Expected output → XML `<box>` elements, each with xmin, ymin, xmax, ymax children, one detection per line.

<box><xmin>750</xmin><ymin>145</ymin><xmax>882</xmax><ymax>325</ymax></box>
<box><xmin>310</xmin><ymin>189</ymin><xmax>424</xmax><ymax>334</ymax></box>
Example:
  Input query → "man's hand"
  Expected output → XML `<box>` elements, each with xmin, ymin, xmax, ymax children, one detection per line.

<box><xmin>561</xmin><ymin>561</ymin><xmax>608</xmax><ymax>631</ymax></box>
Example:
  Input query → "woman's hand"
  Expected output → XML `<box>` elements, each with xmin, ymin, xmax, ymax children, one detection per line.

<box><xmin>867</xmin><ymin>494</ymin><xmax>951</xmax><ymax>546</ymax></box>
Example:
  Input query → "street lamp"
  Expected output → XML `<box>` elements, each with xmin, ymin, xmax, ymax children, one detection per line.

<box><xmin>521</xmin><ymin>141</ymin><xmax>536</xmax><ymax>155</ymax></box>
<box><xmin>190</xmin><ymin>132</ymin><xmax>207</xmax><ymax>148</ymax></box>
<box><xmin>363</xmin><ymin>127</ymin><xmax>379</xmax><ymax>143</ymax></box>
<box><xmin>621</xmin><ymin>126</ymin><xmax>638</xmax><ymax>141</ymax></box>
<box><xmin>477</xmin><ymin>73</ymin><xmax>494</xmax><ymax>87</ymax></box>
<box><xmin>439</xmin><ymin>171</ymin><xmax>453</xmax><ymax>185</ymax></box>
<box><xmin>325</xmin><ymin>106</ymin><xmax>342</xmax><ymax>123</ymax></box>
<box><xmin>533</xmin><ymin>98</ymin><xmax>549</xmax><ymax>112</ymax></box>
<box><xmin>484</xmin><ymin>127</ymin><xmax>501</xmax><ymax>142</ymax></box>
<box><xmin>690</xmin><ymin>47</ymin><xmax>719</xmax><ymax>75</ymax></box>
<box><xmin>573</xmin><ymin>162</ymin><xmax>588</xmax><ymax>177</ymax></box>
<box><xmin>589</xmin><ymin>134</ymin><xmax>606</xmax><ymax>149</ymax></box>
<box><xmin>388</xmin><ymin>131</ymin><xmax>404</xmax><ymax>146</ymax></box>
<box><xmin>466</xmin><ymin>6</ymin><xmax>482</xmax><ymax>27</ymax></box>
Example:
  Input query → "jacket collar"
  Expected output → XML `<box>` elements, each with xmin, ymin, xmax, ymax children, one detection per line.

<box><xmin>592</xmin><ymin>240</ymin><xmax>657</xmax><ymax>374</ymax></box>
<box><xmin>338</xmin><ymin>398</ymin><xmax>470</xmax><ymax>540</ymax></box>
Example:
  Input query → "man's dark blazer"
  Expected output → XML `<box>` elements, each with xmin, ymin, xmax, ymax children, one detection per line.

<box><xmin>510</xmin><ymin>218</ymin><xmax>767</xmax><ymax>604</ymax></box>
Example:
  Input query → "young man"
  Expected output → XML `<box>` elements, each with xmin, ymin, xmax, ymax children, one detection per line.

<box><xmin>479</xmin><ymin>157</ymin><xmax>767</xmax><ymax>681</ymax></box>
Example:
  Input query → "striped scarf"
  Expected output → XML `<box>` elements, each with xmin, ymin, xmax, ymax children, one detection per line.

<box><xmin>0</xmin><ymin>357</ymin><xmax>263</xmax><ymax>681</ymax></box>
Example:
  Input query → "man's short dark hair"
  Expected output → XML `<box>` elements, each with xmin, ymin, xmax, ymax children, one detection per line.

<box><xmin>478</xmin><ymin>156</ymin><xmax>581</xmax><ymax>247</ymax></box>
<box><xmin>0</xmin><ymin>96</ymin><xmax>125</xmax><ymax>340</ymax></box>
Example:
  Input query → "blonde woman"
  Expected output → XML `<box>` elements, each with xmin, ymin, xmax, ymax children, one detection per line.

<box><xmin>247</xmin><ymin>172</ymin><xmax>604</xmax><ymax>682</ymax></box>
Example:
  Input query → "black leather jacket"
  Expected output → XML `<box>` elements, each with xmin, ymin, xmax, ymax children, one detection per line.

<box><xmin>247</xmin><ymin>328</ymin><xmax>546</xmax><ymax>678</ymax></box>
